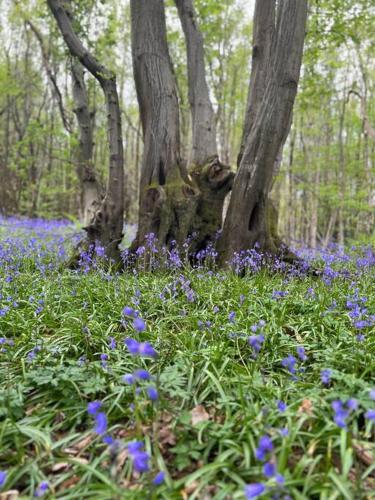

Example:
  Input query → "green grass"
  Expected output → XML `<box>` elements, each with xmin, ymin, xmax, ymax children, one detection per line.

<box><xmin>0</xmin><ymin>235</ymin><xmax>375</xmax><ymax>498</ymax></box>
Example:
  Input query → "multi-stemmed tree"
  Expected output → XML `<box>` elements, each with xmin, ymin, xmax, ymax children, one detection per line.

<box><xmin>48</xmin><ymin>0</ymin><xmax>308</xmax><ymax>265</ymax></box>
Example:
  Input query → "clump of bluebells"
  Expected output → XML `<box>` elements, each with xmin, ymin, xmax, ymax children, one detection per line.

<box><xmin>245</xmin><ymin>435</ymin><xmax>286</xmax><ymax>498</ymax></box>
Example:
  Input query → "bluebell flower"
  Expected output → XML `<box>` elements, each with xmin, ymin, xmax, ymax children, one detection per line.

<box><xmin>370</xmin><ymin>389</ymin><xmax>375</xmax><ymax>400</ymax></box>
<box><xmin>123</xmin><ymin>306</ymin><xmax>135</xmax><ymax>317</ymax></box>
<box><xmin>0</xmin><ymin>471</ymin><xmax>6</xmax><ymax>488</ymax></box>
<box><xmin>35</xmin><ymin>482</ymin><xmax>49</xmax><ymax>497</ymax></box>
<box><xmin>255</xmin><ymin>435</ymin><xmax>273</xmax><ymax>461</ymax></box>
<box><xmin>147</xmin><ymin>386</ymin><xmax>159</xmax><ymax>401</ymax></box>
<box><xmin>100</xmin><ymin>353</ymin><xmax>108</xmax><ymax>368</ymax></box>
<box><xmin>134</xmin><ymin>369</ymin><xmax>151</xmax><ymax>381</ymax></box>
<box><xmin>346</xmin><ymin>399</ymin><xmax>358</xmax><ymax>411</ymax></box>
<box><xmin>365</xmin><ymin>409</ymin><xmax>375</xmax><ymax>421</ymax></box>
<box><xmin>275</xmin><ymin>473</ymin><xmax>285</xmax><ymax>485</ymax></box>
<box><xmin>87</xmin><ymin>400</ymin><xmax>102</xmax><ymax>415</ymax></box>
<box><xmin>332</xmin><ymin>401</ymin><xmax>349</xmax><ymax>428</ymax></box>
<box><xmin>263</xmin><ymin>461</ymin><xmax>276</xmax><ymax>477</ymax></box>
<box><xmin>125</xmin><ymin>337</ymin><xmax>140</xmax><ymax>355</ymax></box>
<box><xmin>296</xmin><ymin>346</ymin><xmax>307</xmax><ymax>361</ymax></box>
<box><xmin>128</xmin><ymin>441</ymin><xmax>150</xmax><ymax>473</ymax></box>
<box><xmin>279</xmin><ymin>427</ymin><xmax>289</xmax><ymax>437</ymax></box>
<box><xmin>127</xmin><ymin>441</ymin><xmax>144</xmax><ymax>454</ymax></box>
<box><xmin>244</xmin><ymin>483</ymin><xmax>266</xmax><ymax>498</ymax></box>
<box><xmin>123</xmin><ymin>374</ymin><xmax>135</xmax><ymax>384</ymax></box>
<box><xmin>139</xmin><ymin>342</ymin><xmax>157</xmax><ymax>358</ymax></box>
<box><xmin>124</xmin><ymin>338</ymin><xmax>157</xmax><ymax>358</ymax></box>
<box><xmin>320</xmin><ymin>369</ymin><xmax>332</xmax><ymax>385</ymax></box>
<box><xmin>277</xmin><ymin>401</ymin><xmax>287</xmax><ymax>412</ymax></box>
<box><xmin>248</xmin><ymin>335</ymin><xmax>265</xmax><ymax>356</ymax></box>
<box><xmin>109</xmin><ymin>337</ymin><xmax>116</xmax><ymax>350</ymax></box>
<box><xmin>133</xmin><ymin>317</ymin><xmax>146</xmax><ymax>332</ymax></box>
<box><xmin>228</xmin><ymin>311</ymin><xmax>236</xmax><ymax>323</ymax></box>
<box><xmin>94</xmin><ymin>412</ymin><xmax>108</xmax><ymax>435</ymax></box>
<box><xmin>281</xmin><ymin>355</ymin><xmax>297</xmax><ymax>374</ymax></box>
<box><xmin>153</xmin><ymin>471</ymin><xmax>165</xmax><ymax>485</ymax></box>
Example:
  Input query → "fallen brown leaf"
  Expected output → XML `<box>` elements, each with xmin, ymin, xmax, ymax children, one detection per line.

<box><xmin>0</xmin><ymin>491</ymin><xmax>19</xmax><ymax>500</ymax></box>
<box><xmin>191</xmin><ymin>405</ymin><xmax>210</xmax><ymax>425</ymax></box>
<box><xmin>298</xmin><ymin>399</ymin><xmax>313</xmax><ymax>416</ymax></box>
<box><xmin>51</xmin><ymin>462</ymin><xmax>70</xmax><ymax>473</ymax></box>
<box><xmin>181</xmin><ymin>481</ymin><xmax>199</xmax><ymax>500</ymax></box>
<box><xmin>352</xmin><ymin>441</ymin><xmax>375</xmax><ymax>467</ymax></box>
<box><xmin>57</xmin><ymin>475</ymin><xmax>80</xmax><ymax>491</ymax></box>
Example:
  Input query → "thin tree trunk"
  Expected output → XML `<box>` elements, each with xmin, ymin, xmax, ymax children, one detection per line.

<box><xmin>71</xmin><ymin>59</ymin><xmax>100</xmax><ymax>226</ymax></box>
<box><xmin>219</xmin><ymin>0</ymin><xmax>308</xmax><ymax>263</ymax></box>
<box><xmin>48</xmin><ymin>0</ymin><xmax>124</xmax><ymax>263</ymax></box>
<box><xmin>174</xmin><ymin>0</ymin><xmax>234</xmax><ymax>253</ymax></box>
<box><xmin>174</xmin><ymin>0</ymin><xmax>217</xmax><ymax>165</ymax></box>
<box><xmin>130</xmin><ymin>0</ymin><xmax>198</xmax><ymax>250</ymax></box>
<box><xmin>337</xmin><ymin>93</ymin><xmax>346</xmax><ymax>247</ymax></box>
<box><xmin>238</xmin><ymin>0</ymin><xmax>275</xmax><ymax>166</ymax></box>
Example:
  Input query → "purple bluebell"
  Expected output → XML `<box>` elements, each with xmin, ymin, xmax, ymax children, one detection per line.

<box><xmin>35</xmin><ymin>482</ymin><xmax>49</xmax><ymax>497</ymax></box>
<box><xmin>346</xmin><ymin>399</ymin><xmax>358</xmax><ymax>411</ymax></box>
<box><xmin>370</xmin><ymin>389</ymin><xmax>375</xmax><ymax>400</ymax></box>
<box><xmin>128</xmin><ymin>441</ymin><xmax>144</xmax><ymax>454</ymax></box>
<box><xmin>331</xmin><ymin>400</ymin><xmax>349</xmax><ymax>428</ymax></box>
<box><xmin>281</xmin><ymin>355</ymin><xmax>297</xmax><ymax>374</ymax></box>
<box><xmin>365</xmin><ymin>409</ymin><xmax>375</xmax><ymax>421</ymax></box>
<box><xmin>255</xmin><ymin>435</ymin><xmax>273</xmax><ymax>461</ymax></box>
<box><xmin>109</xmin><ymin>337</ymin><xmax>116</xmax><ymax>350</ymax></box>
<box><xmin>320</xmin><ymin>369</ymin><xmax>332</xmax><ymax>385</ymax></box>
<box><xmin>147</xmin><ymin>386</ymin><xmax>159</xmax><ymax>401</ymax></box>
<box><xmin>128</xmin><ymin>441</ymin><xmax>150</xmax><ymax>473</ymax></box>
<box><xmin>139</xmin><ymin>342</ymin><xmax>157</xmax><ymax>358</ymax></box>
<box><xmin>244</xmin><ymin>483</ymin><xmax>266</xmax><ymax>498</ymax></box>
<box><xmin>125</xmin><ymin>337</ymin><xmax>140</xmax><ymax>355</ymax></box>
<box><xmin>123</xmin><ymin>374</ymin><xmax>135</xmax><ymax>384</ymax></box>
<box><xmin>133</xmin><ymin>317</ymin><xmax>146</xmax><ymax>332</ymax></box>
<box><xmin>87</xmin><ymin>401</ymin><xmax>102</xmax><ymax>415</ymax></box>
<box><xmin>0</xmin><ymin>471</ymin><xmax>6</xmax><ymax>488</ymax></box>
<box><xmin>296</xmin><ymin>346</ymin><xmax>307</xmax><ymax>361</ymax></box>
<box><xmin>248</xmin><ymin>335</ymin><xmax>265</xmax><ymax>356</ymax></box>
<box><xmin>275</xmin><ymin>473</ymin><xmax>285</xmax><ymax>485</ymax></box>
<box><xmin>277</xmin><ymin>401</ymin><xmax>287</xmax><ymax>412</ymax></box>
<box><xmin>134</xmin><ymin>369</ymin><xmax>151</xmax><ymax>381</ymax></box>
<box><xmin>228</xmin><ymin>311</ymin><xmax>236</xmax><ymax>323</ymax></box>
<box><xmin>94</xmin><ymin>412</ymin><xmax>108</xmax><ymax>435</ymax></box>
<box><xmin>263</xmin><ymin>461</ymin><xmax>276</xmax><ymax>477</ymax></box>
<box><xmin>123</xmin><ymin>306</ymin><xmax>134</xmax><ymax>317</ymax></box>
<box><xmin>153</xmin><ymin>471</ymin><xmax>165</xmax><ymax>485</ymax></box>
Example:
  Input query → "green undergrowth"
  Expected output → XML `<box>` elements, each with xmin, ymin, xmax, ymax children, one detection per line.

<box><xmin>0</xmin><ymin>254</ymin><xmax>375</xmax><ymax>499</ymax></box>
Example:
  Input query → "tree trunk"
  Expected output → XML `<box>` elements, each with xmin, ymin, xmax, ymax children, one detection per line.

<box><xmin>47</xmin><ymin>0</ymin><xmax>124</xmax><ymax>264</ymax></box>
<box><xmin>238</xmin><ymin>0</ymin><xmax>275</xmax><ymax>166</ymax></box>
<box><xmin>71</xmin><ymin>59</ymin><xmax>100</xmax><ymax>226</ymax></box>
<box><xmin>337</xmin><ymin>93</ymin><xmax>346</xmax><ymax>247</ymax></box>
<box><xmin>174</xmin><ymin>0</ymin><xmax>234</xmax><ymax>252</ymax></box>
<box><xmin>219</xmin><ymin>0</ymin><xmax>308</xmax><ymax>263</ymax></box>
<box><xmin>130</xmin><ymin>0</ymin><xmax>198</xmax><ymax>250</ymax></box>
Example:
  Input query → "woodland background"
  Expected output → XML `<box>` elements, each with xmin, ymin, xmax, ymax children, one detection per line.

<box><xmin>0</xmin><ymin>0</ymin><xmax>374</xmax><ymax>247</ymax></box>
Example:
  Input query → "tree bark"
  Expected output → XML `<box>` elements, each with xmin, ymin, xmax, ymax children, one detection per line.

<box><xmin>174</xmin><ymin>0</ymin><xmax>217</xmax><ymax>165</ymax></box>
<box><xmin>238</xmin><ymin>0</ymin><xmax>275</xmax><ymax>166</ymax></box>
<box><xmin>130</xmin><ymin>0</ymin><xmax>198</xmax><ymax>250</ymax></box>
<box><xmin>219</xmin><ymin>0</ymin><xmax>308</xmax><ymax>263</ymax></box>
<box><xmin>174</xmin><ymin>0</ymin><xmax>234</xmax><ymax>252</ymax></box>
<box><xmin>71</xmin><ymin>59</ymin><xmax>100</xmax><ymax>226</ymax></box>
<box><xmin>47</xmin><ymin>0</ymin><xmax>124</xmax><ymax>263</ymax></box>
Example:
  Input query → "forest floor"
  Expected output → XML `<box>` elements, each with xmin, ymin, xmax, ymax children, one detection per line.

<box><xmin>0</xmin><ymin>216</ymin><xmax>375</xmax><ymax>499</ymax></box>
